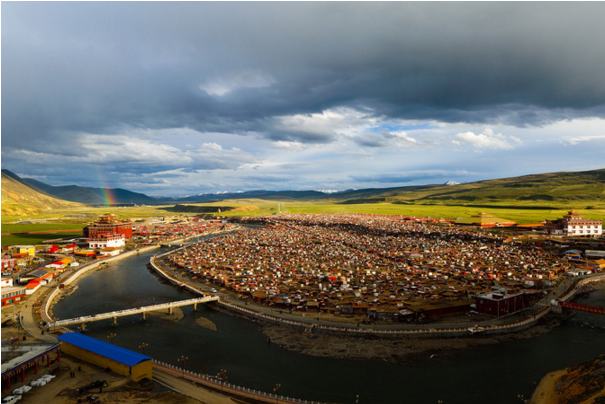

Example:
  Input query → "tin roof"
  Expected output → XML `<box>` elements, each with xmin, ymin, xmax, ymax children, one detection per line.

<box><xmin>57</xmin><ymin>333</ymin><xmax>151</xmax><ymax>367</ymax></box>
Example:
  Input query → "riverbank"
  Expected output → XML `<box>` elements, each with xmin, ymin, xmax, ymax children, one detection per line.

<box><xmin>259</xmin><ymin>315</ymin><xmax>565</xmax><ymax>364</ymax></box>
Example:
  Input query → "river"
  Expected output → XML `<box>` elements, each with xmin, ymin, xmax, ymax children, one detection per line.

<box><xmin>51</xmin><ymin>246</ymin><xmax>605</xmax><ymax>404</ymax></box>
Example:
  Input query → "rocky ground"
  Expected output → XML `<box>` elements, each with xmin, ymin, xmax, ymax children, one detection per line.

<box><xmin>530</xmin><ymin>354</ymin><xmax>605</xmax><ymax>404</ymax></box>
<box><xmin>261</xmin><ymin>315</ymin><xmax>564</xmax><ymax>364</ymax></box>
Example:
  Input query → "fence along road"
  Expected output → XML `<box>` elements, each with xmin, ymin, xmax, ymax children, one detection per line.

<box><xmin>153</xmin><ymin>360</ymin><xmax>326</xmax><ymax>404</ymax></box>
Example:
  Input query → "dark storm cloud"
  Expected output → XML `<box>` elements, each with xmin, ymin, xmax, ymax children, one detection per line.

<box><xmin>4</xmin><ymin>2</ymin><xmax>605</xmax><ymax>144</ymax></box>
<box><xmin>3</xmin><ymin>2</ymin><xmax>605</xmax><ymax>193</ymax></box>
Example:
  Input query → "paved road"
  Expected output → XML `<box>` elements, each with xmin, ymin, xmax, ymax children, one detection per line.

<box><xmin>19</xmin><ymin>284</ymin><xmax>60</xmax><ymax>343</ymax></box>
<box><xmin>153</xmin><ymin>370</ymin><xmax>236</xmax><ymax>404</ymax></box>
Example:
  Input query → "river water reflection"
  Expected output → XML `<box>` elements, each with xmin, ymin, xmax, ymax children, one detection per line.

<box><xmin>52</xmin><ymin>247</ymin><xmax>605</xmax><ymax>404</ymax></box>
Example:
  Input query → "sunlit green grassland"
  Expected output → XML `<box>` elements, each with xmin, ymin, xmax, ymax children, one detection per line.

<box><xmin>207</xmin><ymin>199</ymin><xmax>605</xmax><ymax>224</ymax></box>
<box><xmin>1</xmin><ymin>231</ymin><xmax>85</xmax><ymax>247</ymax></box>
<box><xmin>2</xmin><ymin>200</ymin><xmax>603</xmax><ymax>247</ymax></box>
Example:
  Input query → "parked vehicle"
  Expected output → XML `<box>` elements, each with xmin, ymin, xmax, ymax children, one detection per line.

<box><xmin>1</xmin><ymin>395</ymin><xmax>22</xmax><ymax>404</ymax></box>
<box><xmin>30</xmin><ymin>378</ymin><xmax>47</xmax><ymax>387</ymax></box>
<box><xmin>12</xmin><ymin>385</ymin><xmax>31</xmax><ymax>395</ymax></box>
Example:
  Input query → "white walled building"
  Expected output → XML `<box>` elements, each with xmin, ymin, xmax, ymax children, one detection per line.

<box><xmin>88</xmin><ymin>234</ymin><xmax>126</xmax><ymax>249</ymax></box>
<box><xmin>544</xmin><ymin>210</ymin><xmax>602</xmax><ymax>237</ymax></box>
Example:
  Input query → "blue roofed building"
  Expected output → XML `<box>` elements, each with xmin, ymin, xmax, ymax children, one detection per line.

<box><xmin>57</xmin><ymin>333</ymin><xmax>152</xmax><ymax>381</ymax></box>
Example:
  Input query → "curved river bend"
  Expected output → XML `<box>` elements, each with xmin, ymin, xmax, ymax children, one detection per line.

<box><xmin>52</xmin><ymin>247</ymin><xmax>605</xmax><ymax>404</ymax></box>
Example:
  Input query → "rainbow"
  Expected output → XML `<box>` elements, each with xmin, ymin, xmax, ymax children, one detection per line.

<box><xmin>96</xmin><ymin>170</ymin><xmax>117</xmax><ymax>206</ymax></box>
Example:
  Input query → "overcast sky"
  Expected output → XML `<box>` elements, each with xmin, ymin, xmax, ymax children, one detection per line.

<box><xmin>2</xmin><ymin>2</ymin><xmax>605</xmax><ymax>196</ymax></box>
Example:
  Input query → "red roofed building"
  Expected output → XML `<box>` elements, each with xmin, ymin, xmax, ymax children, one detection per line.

<box><xmin>60</xmin><ymin>243</ymin><xmax>78</xmax><ymax>253</ymax></box>
<box><xmin>1</xmin><ymin>285</ymin><xmax>27</xmax><ymax>306</ymax></box>
<box><xmin>2</xmin><ymin>256</ymin><xmax>16</xmax><ymax>270</ymax></box>
<box><xmin>544</xmin><ymin>210</ymin><xmax>602</xmax><ymax>237</ymax></box>
<box><xmin>84</xmin><ymin>214</ymin><xmax>133</xmax><ymax>239</ymax></box>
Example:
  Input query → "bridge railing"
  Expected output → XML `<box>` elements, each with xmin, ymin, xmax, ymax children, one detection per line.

<box><xmin>54</xmin><ymin>296</ymin><xmax>218</xmax><ymax>326</ymax></box>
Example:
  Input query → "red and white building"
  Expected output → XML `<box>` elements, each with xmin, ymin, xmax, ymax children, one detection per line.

<box><xmin>1</xmin><ymin>285</ymin><xmax>27</xmax><ymax>306</ymax></box>
<box><xmin>2</xmin><ymin>255</ymin><xmax>16</xmax><ymax>271</ymax></box>
<box><xmin>84</xmin><ymin>214</ymin><xmax>133</xmax><ymax>239</ymax></box>
<box><xmin>88</xmin><ymin>233</ymin><xmax>126</xmax><ymax>249</ymax></box>
<box><xmin>1</xmin><ymin>278</ymin><xmax>14</xmax><ymax>288</ymax></box>
<box><xmin>544</xmin><ymin>210</ymin><xmax>602</xmax><ymax>237</ymax></box>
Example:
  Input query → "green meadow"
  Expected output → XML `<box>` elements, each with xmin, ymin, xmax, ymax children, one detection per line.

<box><xmin>2</xmin><ymin>200</ymin><xmax>603</xmax><ymax>247</ymax></box>
<box><xmin>185</xmin><ymin>199</ymin><xmax>605</xmax><ymax>224</ymax></box>
<box><xmin>1</xmin><ymin>231</ymin><xmax>84</xmax><ymax>247</ymax></box>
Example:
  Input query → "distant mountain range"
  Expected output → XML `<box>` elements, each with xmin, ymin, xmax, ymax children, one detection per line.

<box><xmin>2</xmin><ymin>168</ymin><xmax>605</xmax><ymax>215</ymax></box>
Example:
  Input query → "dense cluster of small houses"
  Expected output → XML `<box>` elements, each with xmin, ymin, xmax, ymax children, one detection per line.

<box><xmin>132</xmin><ymin>218</ymin><xmax>234</xmax><ymax>245</ymax></box>
<box><xmin>164</xmin><ymin>214</ymin><xmax>580</xmax><ymax>320</ymax></box>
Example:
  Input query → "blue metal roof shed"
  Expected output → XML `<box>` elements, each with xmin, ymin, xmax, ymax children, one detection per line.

<box><xmin>57</xmin><ymin>333</ymin><xmax>151</xmax><ymax>367</ymax></box>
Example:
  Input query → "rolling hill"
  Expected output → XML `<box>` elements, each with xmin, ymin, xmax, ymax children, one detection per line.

<box><xmin>175</xmin><ymin>169</ymin><xmax>605</xmax><ymax>209</ymax></box>
<box><xmin>1</xmin><ymin>171</ymin><xmax>85</xmax><ymax>217</ymax></box>
<box><xmin>357</xmin><ymin>169</ymin><xmax>605</xmax><ymax>208</ymax></box>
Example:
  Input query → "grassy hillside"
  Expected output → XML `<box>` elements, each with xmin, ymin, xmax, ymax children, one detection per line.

<box><xmin>340</xmin><ymin>169</ymin><xmax>605</xmax><ymax>209</ymax></box>
<box><xmin>19</xmin><ymin>175</ymin><xmax>158</xmax><ymax>205</ymax></box>
<box><xmin>178</xmin><ymin>169</ymin><xmax>605</xmax><ymax>209</ymax></box>
<box><xmin>1</xmin><ymin>171</ymin><xmax>85</xmax><ymax>218</ymax></box>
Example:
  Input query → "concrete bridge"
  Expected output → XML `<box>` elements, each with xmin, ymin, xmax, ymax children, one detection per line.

<box><xmin>51</xmin><ymin>296</ymin><xmax>219</xmax><ymax>329</ymax></box>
